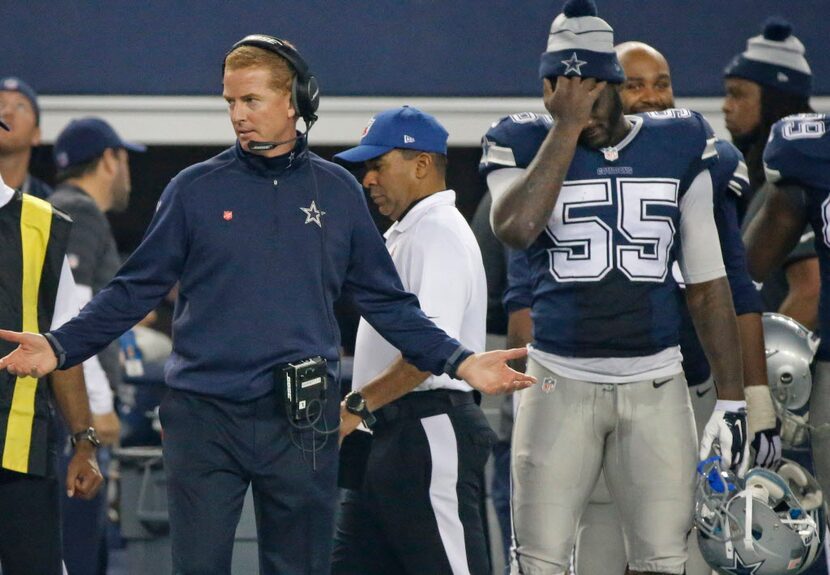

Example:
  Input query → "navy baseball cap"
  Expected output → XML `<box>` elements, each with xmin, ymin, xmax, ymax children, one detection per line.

<box><xmin>54</xmin><ymin>117</ymin><xmax>146</xmax><ymax>170</ymax></box>
<box><xmin>334</xmin><ymin>106</ymin><xmax>448</xmax><ymax>163</ymax></box>
<box><xmin>0</xmin><ymin>77</ymin><xmax>41</xmax><ymax>125</ymax></box>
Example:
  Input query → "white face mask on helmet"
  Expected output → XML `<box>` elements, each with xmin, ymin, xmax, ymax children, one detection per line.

<box><xmin>762</xmin><ymin>313</ymin><xmax>819</xmax><ymax>447</ymax></box>
<box><xmin>695</xmin><ymin>456</ymin><xmax>826</xmax><ymax>574</ymax></box>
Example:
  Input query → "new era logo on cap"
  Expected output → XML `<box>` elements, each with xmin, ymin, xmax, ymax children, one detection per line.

<box><xmin>334</xmin><ymin>105</ymin><xmax>448</xmax><ymax>164</ymax></box>
<box><xmin>2</xmin><ymin>78</ymin><xmax>19</xmax><ymax>90</ymax></box>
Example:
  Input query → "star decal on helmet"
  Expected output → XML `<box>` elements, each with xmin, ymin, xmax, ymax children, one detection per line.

<box><xmin>722</xmin><ymin>552</ymin><xmax>764</xmax><ymax>575</ymax></box>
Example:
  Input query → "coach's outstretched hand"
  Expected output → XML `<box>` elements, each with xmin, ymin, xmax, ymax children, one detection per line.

<box><xmin>457</xmin><ymin>348</ymin><xmax>536</xmax><ymax>394</ymax></box>
<box><xmin>0</xmin><ymin>330</ymin><xmax>58</xmax><ymax>378</ymax></box>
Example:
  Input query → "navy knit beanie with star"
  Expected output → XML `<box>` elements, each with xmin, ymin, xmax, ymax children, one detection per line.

<box><xmin>724</xmin><ymin>17</ymin><xmax>812</xmax><ymax>97</ymax></box>
<box><xmin>538</xmin><ymin>0</ymin><xmax>625</xmax><ymax>84</ymax></box>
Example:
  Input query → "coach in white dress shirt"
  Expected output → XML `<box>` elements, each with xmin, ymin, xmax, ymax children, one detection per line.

<box><xmin>332</xmin><ymin>106</ymin><xmax>496</xmax><ymax>575</ymax></box>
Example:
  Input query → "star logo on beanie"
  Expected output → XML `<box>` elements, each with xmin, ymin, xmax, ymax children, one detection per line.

<box><xmin>561</xmin><ymin>52</ymin><xmax>588</xmax><ymax>75</ymax></box>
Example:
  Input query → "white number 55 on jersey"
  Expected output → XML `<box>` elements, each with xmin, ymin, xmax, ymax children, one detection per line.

<box><xmin>547</xmin><ymin>178</ymin><xmax>679</xmax><ymax>282</ymax></box>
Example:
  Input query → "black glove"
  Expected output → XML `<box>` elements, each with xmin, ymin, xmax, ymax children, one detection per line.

<box><xmin>751</xmin><ymin>423</ymin><xmax>782</xmax><ymax>468</ymax></box>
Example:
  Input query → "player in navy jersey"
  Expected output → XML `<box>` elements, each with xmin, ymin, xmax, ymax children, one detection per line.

<box><xmin>725</xmin><ymin>18</ymin><xmax>819</xmax><ymax>330</ymax></box>
<box><xmin>489</xmin><ymin>41</ymin><xmax>779</xmax><ymax>575</ymax></box>
<box><xmin>745</xmin><ymin>113</ymin><xmax>830</xmax><ymax>520</ymax></box>
<box><xmin>484</xmin><ymin>2</ymin><xmax>748</xmax><ymax>574</ymax></box>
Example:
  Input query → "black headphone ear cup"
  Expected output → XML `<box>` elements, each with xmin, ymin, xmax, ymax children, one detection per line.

<box><xmin>305</xmin><ymin>76</ymin><xmax>320</xmax><ymax>116</ymax></box>
<box><xmin>290</xmin><ymin>78</ymin><xmax>302</xmax><ymax>119</ymax></box>
<box><xmin>226</xmin><ymin>35</ymin><xmax>319</xmax><ymax>125</ymax></box>
<box><xmin>291</xmin><ymin>75</ymin><xmax>319</xmax><ymax>125</ymax></box>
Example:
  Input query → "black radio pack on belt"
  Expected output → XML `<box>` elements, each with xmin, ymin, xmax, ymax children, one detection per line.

<box><xmin>278</xmin><ymin>356</ymin><xmax>328</xmax><ymax>421</ymax></box>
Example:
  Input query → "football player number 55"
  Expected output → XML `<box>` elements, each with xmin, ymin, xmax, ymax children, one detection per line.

<box><xmin>548</xmin><ymin>178</ymin><xmax>679</xmax><ymax>282</ymax></box>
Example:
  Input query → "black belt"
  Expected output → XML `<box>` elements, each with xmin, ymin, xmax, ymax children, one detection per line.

<box><xmin>372</xmin><ymin>390</ymin><xmax>474</xmax><ymax>429</ymax></box>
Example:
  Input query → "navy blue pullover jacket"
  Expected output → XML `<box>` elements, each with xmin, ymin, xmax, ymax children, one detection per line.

<box><xmin>48</xmin><ymin>138</ymin><xmax>467</xmax><ymax>400</ymax></box>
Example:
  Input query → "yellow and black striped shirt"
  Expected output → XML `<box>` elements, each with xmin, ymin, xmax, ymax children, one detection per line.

<box><xmin>0</xmin><ymin>191</ymin><xmax>71</xmax><ymax>476</ymax></box>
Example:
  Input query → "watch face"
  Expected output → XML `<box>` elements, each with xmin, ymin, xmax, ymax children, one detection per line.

<box><xmin>74</xmin><ymin>427</ymin><xmax>101</xmax><ymax>447</ymax></box>
<box><xmin>88</xmin><ymin>429</ymin><xmax>101</xmax><ymax>447</ymax></box>
<box><xmin>347</xmin><ymin>393</ymin><xmax>365</xmax><ymax>412</ymax></box>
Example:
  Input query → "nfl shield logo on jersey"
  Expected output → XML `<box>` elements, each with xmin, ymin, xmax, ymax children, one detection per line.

<box><xmin>601</xmin><ymin>147</ymin><xmax>619</xmax><ymax>162</ymax></box>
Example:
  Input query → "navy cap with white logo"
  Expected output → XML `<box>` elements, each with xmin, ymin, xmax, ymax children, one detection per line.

<box><xmin>334</xmin><ymin>105</ymin><xmax>448</xmax><ymax>164</ymax></box>
<box><xmin>53</xmin><ymin>117</ymin><xmax>146</xmax><ymax>170</ymax></box>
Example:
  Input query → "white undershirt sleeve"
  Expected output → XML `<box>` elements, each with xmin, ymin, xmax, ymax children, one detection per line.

<box><xmin>486</xmin><ymin>168</ymin><xmax>525</xmax><ymax>231</ymax></box>
<box><xmin>74</xmin><ymin>284</ymin><xmax>115</xmax><ymax>414</ymax></box>
<box><xmin>677</xmin><ymin>169</ymin><xmax>726</xmax><ymax>284</ymax></box>
<box><xmin>50</xmin><ymin>257</ymin><xmax>80</xmax><ymax>331</ymax></box>
<box><xmin>79</xmin><ymin>352</ymin><xmax>116</xmax><ymax>414</ymax></box>
<box><xmin>50</xmin><ymin>262</ymin><xmax>115</xmax><ymax>414</ymax></box>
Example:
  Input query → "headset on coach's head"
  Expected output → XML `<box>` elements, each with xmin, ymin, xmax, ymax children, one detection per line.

<box><xmin>224</xmin><ymin>34</ymin><xmax>320</xmax><ymax>128</ymax></box>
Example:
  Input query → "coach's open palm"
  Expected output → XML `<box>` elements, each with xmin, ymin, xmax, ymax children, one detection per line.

<box><xmin>0</xmin><ymin>329</ymin><xmax>58</xmax><ymax>378</ymax></box>
<box><xmin>457</xmin><ymin>347</ymin><xmax>536</xmax><ymax>395</ymax></box>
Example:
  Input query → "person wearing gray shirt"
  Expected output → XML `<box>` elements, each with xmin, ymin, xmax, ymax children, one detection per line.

<box><xmin>48</xmin><ymin>117</ymin><xmax>145</xmax><ymax>575</ymax></box>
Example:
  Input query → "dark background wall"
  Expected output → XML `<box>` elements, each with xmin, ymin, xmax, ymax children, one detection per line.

<box><xmin>3</xmin><ymin>0</ymin><xmax>827</xmax><ymax>98</ymax></box>
<box><xmin>16</xmin><ymin>0</ymin><xmax>827</xmax><ymax>252</ymax></box>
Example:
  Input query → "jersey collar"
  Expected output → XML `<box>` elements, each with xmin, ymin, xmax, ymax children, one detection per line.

<box><xmin>598</xmin><ymin>115</ymin><xmax>643</xmax><ymax>159</ymax></box>
<box><xmin>234</xmin><ymin>133</ymin><xmax>309</xmax><ymax>177</ymax></box>
<box><xmin>385</xmin><ymin>189</ymin><xmax>456</xmax><ymax>238</ymax></box>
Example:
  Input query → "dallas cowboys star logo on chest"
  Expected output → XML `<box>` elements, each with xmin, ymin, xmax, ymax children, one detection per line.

<box><xmin>300</xmin><ymin>200</ymin><xmax>326</xmax><ymax>227</ymax></box>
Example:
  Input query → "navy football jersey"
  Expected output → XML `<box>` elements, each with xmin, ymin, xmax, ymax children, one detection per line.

<box><xmin>504</xmin><ymin>247</ymin><xmax>532</xmax><ymax>314</ymax></box>
<box><xmin>678</xmin><ymin>140</ymin><xmax>761</xmax><ymax>385</ymax></box>
<box><xmin>482</xmin><ymin>110</ymin><xmax>718</xmax><ymax>358</ymax></box>
<box><xmin>764</xmin><ymin>113</ymin><xmax>830</xmax><ymax>361</ymax></box>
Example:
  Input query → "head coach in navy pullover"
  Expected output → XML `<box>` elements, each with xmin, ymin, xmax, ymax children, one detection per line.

<box><xmin>0</xmin><ymin>35</ymin><xmax>534</xmax><ymax>575</ymax></box>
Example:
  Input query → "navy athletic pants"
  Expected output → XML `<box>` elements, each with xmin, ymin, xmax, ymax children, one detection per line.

<box><xmin>159</xmin><ymin>381</ymin><xmax>339</xmax><ymax>575</ymax></box>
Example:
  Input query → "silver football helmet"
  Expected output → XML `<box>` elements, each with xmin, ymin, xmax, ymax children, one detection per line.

<box><xmin>762</xmin><ymin>313</ymin><xmax>819</xmax><ymax>447</ymax></box>
<box><xmin>696</xmin><ymin>456</ymin><xmax>826</xmax><ymax>574</ymax></box>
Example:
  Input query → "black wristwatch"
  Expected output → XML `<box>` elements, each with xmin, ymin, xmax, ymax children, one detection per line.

<box><xmin>344</xmin><ymin>391</ymin><xmax>376</xmax><ymax>427</ymax></box>
<box><xmin>71</xmin><ymin>427</ymin><xmax>101</xmax><ymax>449</ymax></box>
